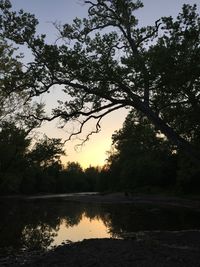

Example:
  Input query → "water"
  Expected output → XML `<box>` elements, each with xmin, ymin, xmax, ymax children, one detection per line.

<box><xmin>0</xmin><ymin>194</ymin><xmax>200</xmax><ymax>254</ymax></box>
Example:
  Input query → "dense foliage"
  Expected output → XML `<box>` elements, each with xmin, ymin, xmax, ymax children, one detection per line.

<box><xmin>106</xmin><ymin>109</ymin><xmax>200</xmax><ymax>194</ymax></box>
<box><xmin>107</xmin><ymin>111</ymin><xmax>176</xmax><ymax>190</ymax></box>
<box><xmin>0</xmin><ymin>120</ymin><xmax>103</xmax><ymax>194</ymax></box>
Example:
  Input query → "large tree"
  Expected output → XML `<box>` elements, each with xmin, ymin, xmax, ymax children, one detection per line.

<box><xmin>107</xmin><ymin>110</ymin><xmax>177</xmax><ymax>190</ymax></box>
<box><xmin>0</xmin><ymin>0</ymin><xmax>200</xmax><ymax>162</ymax></box>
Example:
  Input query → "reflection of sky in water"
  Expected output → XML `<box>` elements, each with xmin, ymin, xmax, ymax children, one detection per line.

<box><xmin>52</xmin><ymin>214</ymin><xmax>111</xmax><ymax>247</ymax></box>
<box><xmin>2</xmin><ymin>198</ymin><xmax>200</xmax><ymax>254</ymax></box>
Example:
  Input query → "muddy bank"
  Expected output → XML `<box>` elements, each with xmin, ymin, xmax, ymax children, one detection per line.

<box><xmin>59</xmin><ymin>193</ymin><xmax>200</xmax><ymax>211</ymax></box>
<box><xmin>3</xmin><ymin>230</ymin><xmax>200</xmax><ymax>266</ymax></box>
<box><xmin>3</xmin><ymin>192</ymin><xmax>200</xmax><ymax>211</ymax></box>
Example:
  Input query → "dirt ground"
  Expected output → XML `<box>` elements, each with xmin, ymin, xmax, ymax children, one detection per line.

<box><xmin>5</xmin><ymin>231</ymin><xmax>200</xmax><ymax>266</ymax></box>
<box><xmin>26</xmin><ymin>192</ymin><xmax>200</xmax><ymax>210</ymax></box>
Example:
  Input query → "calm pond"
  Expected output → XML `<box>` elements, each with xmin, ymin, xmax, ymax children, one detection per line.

<box><xmin>1</xmin><ymin>193</ymin><xmax>200</xmax><ymax>255</ymax></box>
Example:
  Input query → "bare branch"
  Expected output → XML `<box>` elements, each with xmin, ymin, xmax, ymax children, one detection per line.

<box><xmin>65</xmin><ymin>103</ymin><xmax>125</xmax><ymax>146</ymax></box>
<box><xmin>136</xmin><ymin>19</ymin><xmax>161</xmax><ymax>47</ymax></box>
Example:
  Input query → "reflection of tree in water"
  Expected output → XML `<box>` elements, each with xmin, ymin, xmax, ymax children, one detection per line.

<box><xmin>21</xmin><ymin>223</ymin><xmax>58</xmax><ymax>251</ymax></box>
<box><xmin>81</xmin><ymin>203</ymin><xmax>200</xmax><ymax>239</ymax></box>
<box><xmin>0</xmin><ymin>199</ymin><xmax>63</xmax><ymax>251</ymax></box>
<box><xmin>0</xmin><ymin>199</ymin><xmax>99</xmax><ymax>251</ymax></box>
<box><xmin>87</xmin><ymin>205</ymin><xmax>123</xmax><ymax>238</ymax></box>
<box><xmin>84</xmin><ymin>203</ymin><xmax>105</xmax><ymax>221</ymax></box>
<box><xmin>1</xmin><ymin>198</ymin><xmax>200</xmax><ymax>253</ymax></box>
<box><xmin>64</xmin><ymin>214</ymin><xmax>82</xmax><ymax>227</ymax></box>
<box><xmin>62</xmin><ymin>204</ymin><xmax>83</xmax><ymax>227</ymax></box>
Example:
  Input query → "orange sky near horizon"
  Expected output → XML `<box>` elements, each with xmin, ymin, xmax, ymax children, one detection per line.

<box><xmin>40</xmin><ymin>107</ymin><xmax>128</xmax><ymax>169</ymax></box>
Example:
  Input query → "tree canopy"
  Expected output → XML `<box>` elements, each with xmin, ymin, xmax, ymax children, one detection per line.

<box><xmin>0</xmin><ymin>0</ymin><xmax>200</xmax><ymax>162</ymax></box>
<box><xmin>107</xmin><ymin>110</ymin><xmax>177</xmax><ymax>191</ymax></box>
<box><xmin>0</xmin><ymin>35</ymin><xmax>44</xmax><ymax>133</ymax></box>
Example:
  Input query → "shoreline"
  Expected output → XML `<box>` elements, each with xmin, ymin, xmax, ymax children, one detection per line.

<box><xmin>21</xmin><ymin>192</ymin><xmax>200</xmax><ymax>211</ymax></box>
<box><xmin>2</xmin><ymin>192</ymin><xmax>200</xmax><ymax>211</ymax></box>
<box><xmin>62</xmin><ymin>193</ymin><xmax>200</xmax><ymax>210</ymax></box>
<box><xmin>3</xmin><ymin>231</ymin><xmax>200</xmax><ymax>266</ymax></box>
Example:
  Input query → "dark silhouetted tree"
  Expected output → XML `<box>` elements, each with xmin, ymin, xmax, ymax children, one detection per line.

<box><xmin>0</xmin><ymin>122</ymin><xmax>31</xmax><ymax>193</ymax></box>
<box><xmin>84</xmin><ymin>166</ymin><xmax>100</xmax><ymax>191</ymax></box>
<box><xmin>107</xmin><ymin>110</ymin><xmax>177</xmax><ymax>191</ymax></box>
<box><xmin>28</xmin><ymin>135</ymin><xmax>65</xmax><ymax>168</ymax></box>
<box><xmin>0</xmin><ymin>0</ymin><xmax>199</xmax><ymax>163</ymax></box>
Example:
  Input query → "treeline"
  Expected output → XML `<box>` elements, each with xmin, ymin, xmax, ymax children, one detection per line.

<box><xmin>1</xmin><ymin>109</ymin><xmax>200</xmax><ymax>195</ymax></box>
<box><xmin>0</xmin><ymin>121</ymin><xmax>105</xmax><ymax>194</ymax></box>
<box><xmin>106</xmin><ymin>110</ymin><xmax>200</xmax><ymax>195</ymax></box>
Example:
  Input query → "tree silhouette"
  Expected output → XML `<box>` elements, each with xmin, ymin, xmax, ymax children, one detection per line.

<box><xmin>1</xmin><ymin>0</ymin><xmax>199</xmax><ymax>162</ymax></box>
<box><xmin>107</xmin><ymin>110</ymin><xmax>177</xmax><ymax>190</ymax></box>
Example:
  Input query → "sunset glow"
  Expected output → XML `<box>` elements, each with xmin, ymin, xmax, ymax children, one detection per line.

<box><xmin>52</xmin><ymin>214</ymin><xmax>111</xmax><ymax>247</ymax></box>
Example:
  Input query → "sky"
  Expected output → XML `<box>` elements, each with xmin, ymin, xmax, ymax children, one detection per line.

<box><xmin>9</xmin><ymin>0</ymin><xmax>199</xmax><ymax>168</ymax></box>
